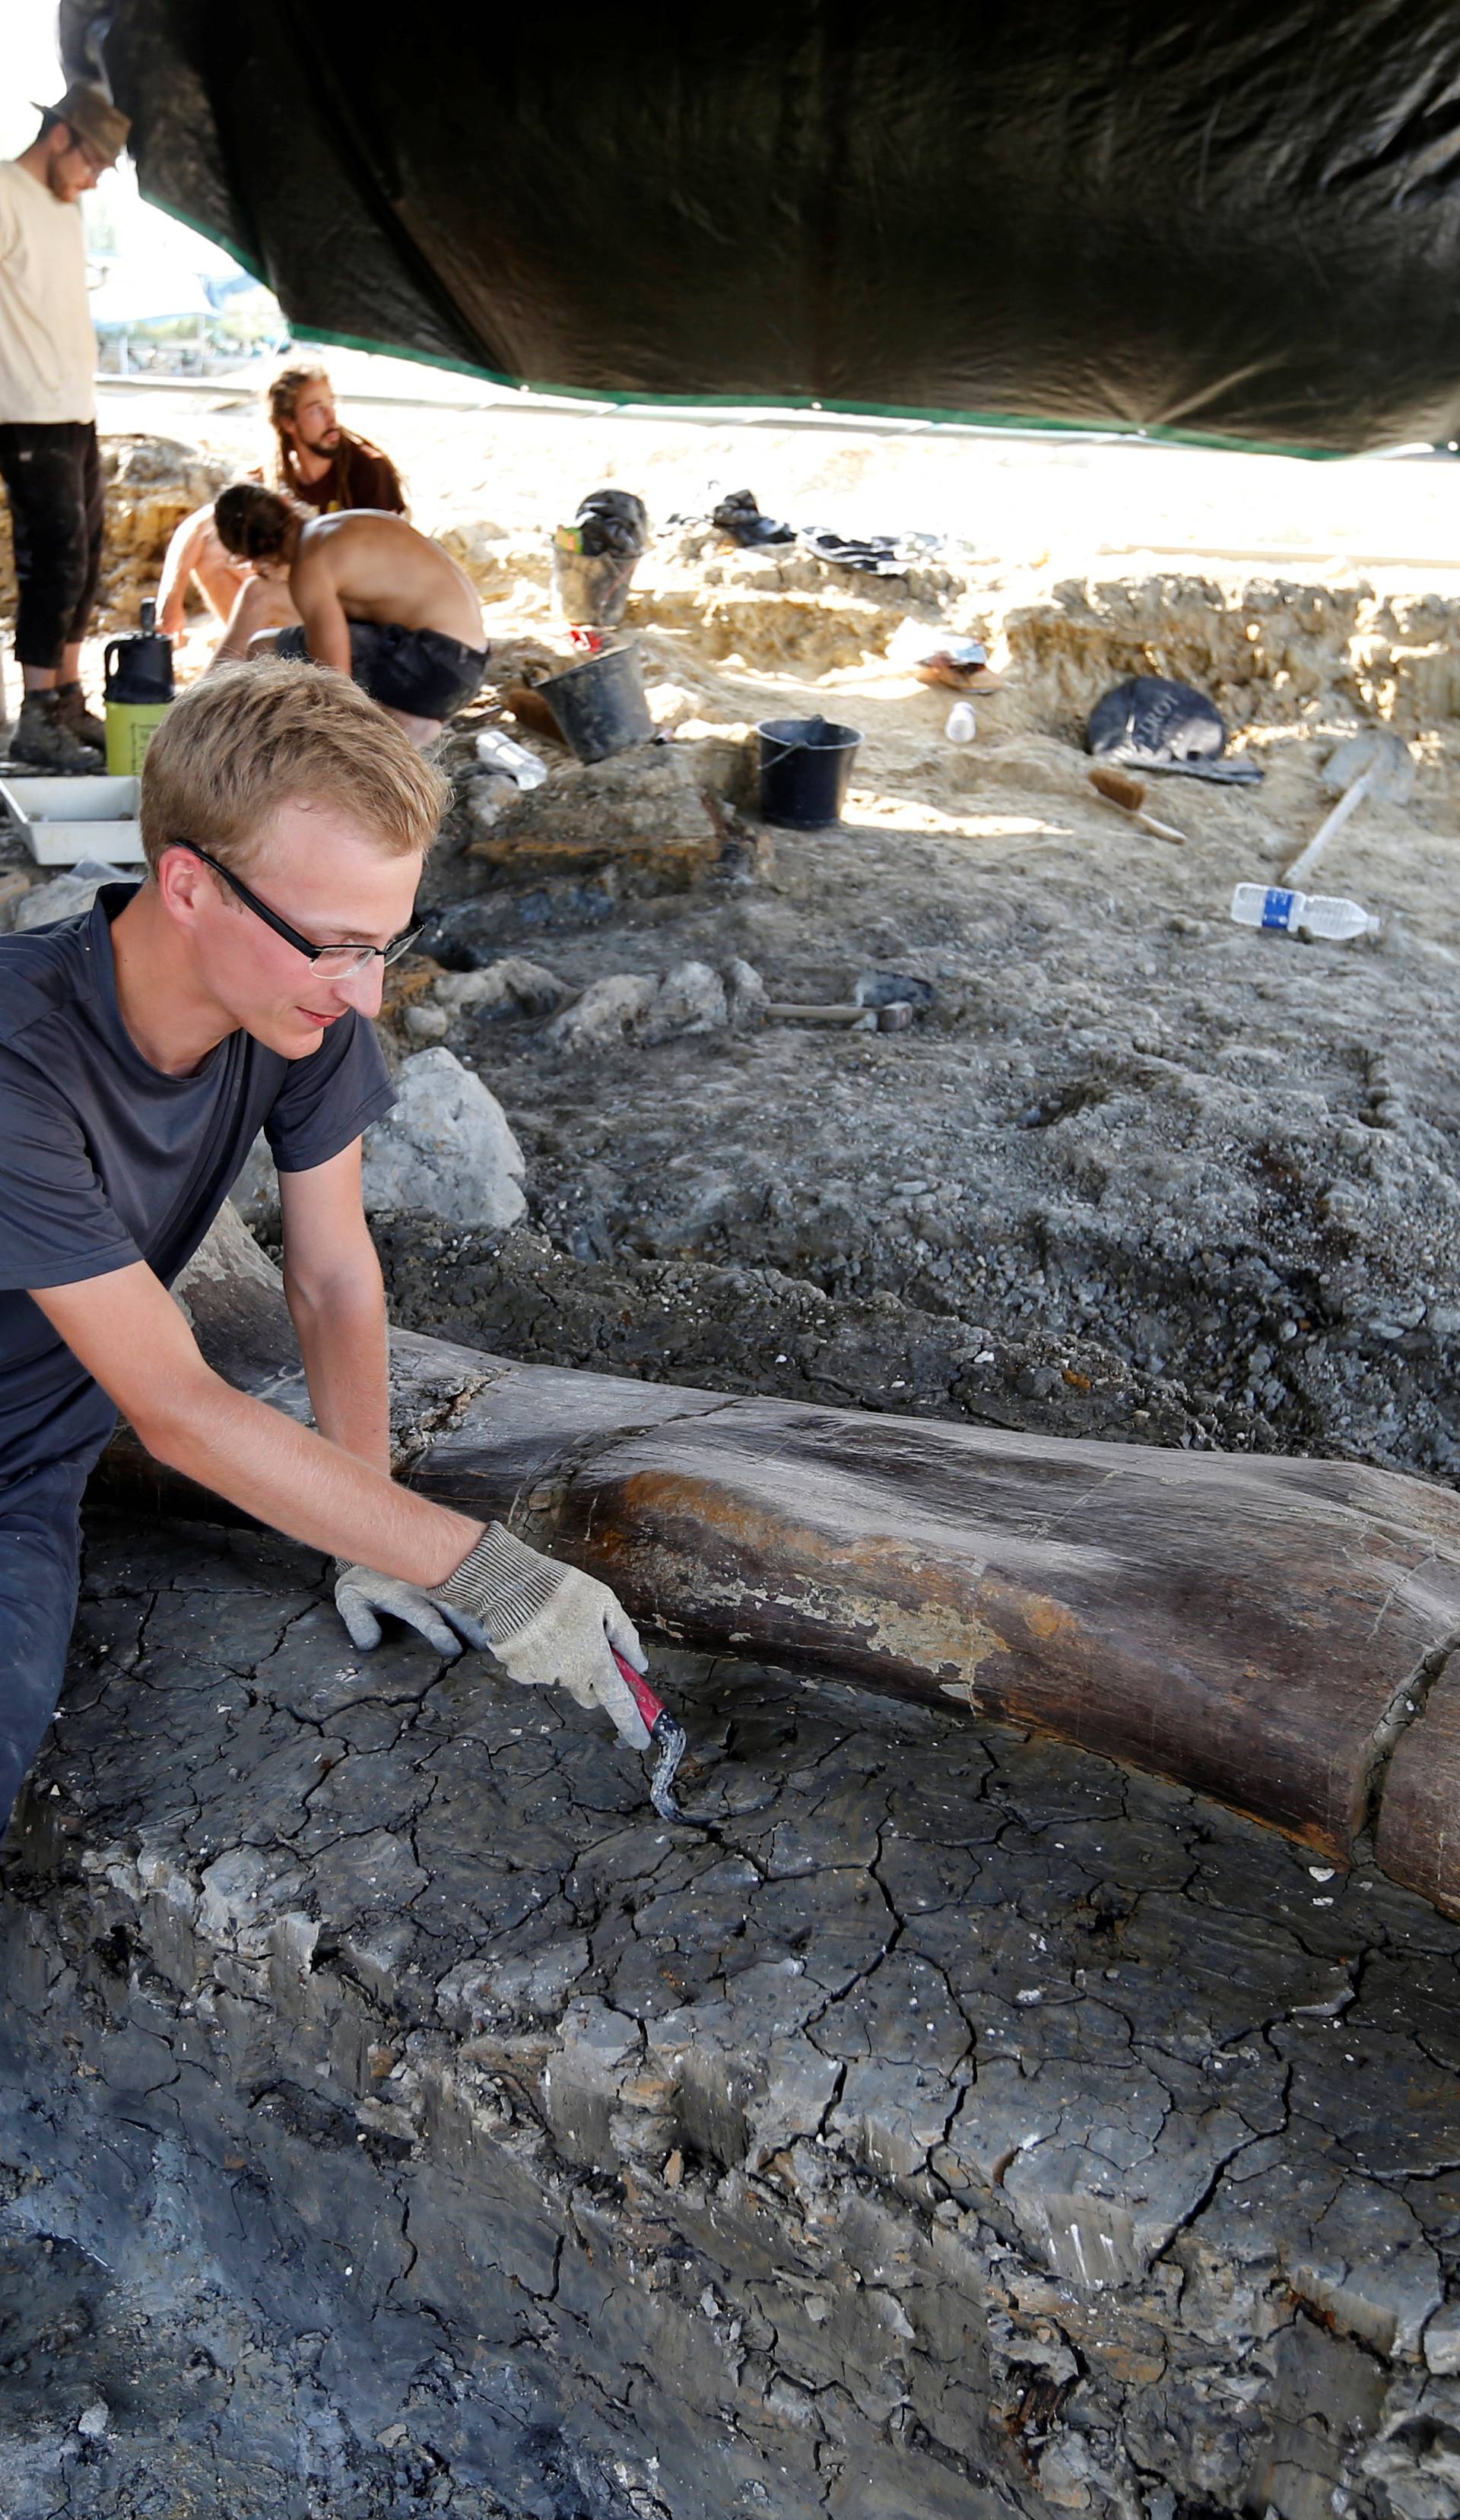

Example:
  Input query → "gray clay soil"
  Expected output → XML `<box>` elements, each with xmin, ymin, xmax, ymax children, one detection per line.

<box><xmin>3</xmin><ymin>1517</ymin><xmax>1459</xmax><ymax>2520</ymax></box>
<box><xmin>381</xmin><ymin>692</ymin><xmax>1460</xmax><ymax>1490</ymax></box>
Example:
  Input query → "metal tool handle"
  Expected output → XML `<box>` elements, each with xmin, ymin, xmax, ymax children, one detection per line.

<box><xmin>613</xmin><ymin>1646</ymin><xmax>665</xmax><ymax>1729</ymax></box>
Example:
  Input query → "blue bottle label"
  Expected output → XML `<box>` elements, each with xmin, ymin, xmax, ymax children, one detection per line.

<box><xmin>1261</xmin><ymin>888</ymin><xmax>1296</xmax><ymax>929</ymax></box>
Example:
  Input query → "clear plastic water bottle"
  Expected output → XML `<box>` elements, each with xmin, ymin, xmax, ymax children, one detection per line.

<box><xmin>944</xmin><ymin>702</ymin><xmax>977</xmax><ymax>743</ymax></box>
<box><xmin>1230</xmin><ymin>883</ymin><xmax>1379</xmax><ymax>940</ymax></box>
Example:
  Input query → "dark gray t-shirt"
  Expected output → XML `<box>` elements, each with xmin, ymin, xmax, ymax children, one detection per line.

<box><xmin>0</xmin><ymin>883</ymin><xmax>395</xmax><ymax>1480</ymax></box>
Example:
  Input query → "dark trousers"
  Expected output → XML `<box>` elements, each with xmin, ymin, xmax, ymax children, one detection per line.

<box><xmin>0</xmin><ymin>420</ymin><xmax>104</xmax><ymax>670</ymax></box>
<box><xmin>0</xmin><ymin>1458</ymin><xmax>87</xmax><ymax>1843</ymax></box>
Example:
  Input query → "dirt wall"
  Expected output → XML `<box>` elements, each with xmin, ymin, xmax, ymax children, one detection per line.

<box><xmin>0</xmin><ymin>434</ymin><xmax>230</xmax><ymax>639</ymax></box>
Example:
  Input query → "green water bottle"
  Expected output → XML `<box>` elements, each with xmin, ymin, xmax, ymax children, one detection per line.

<box><xmin>104</xmin><ymin>598</ymin><xmax>173</xmax><ymax>775</ymax></box>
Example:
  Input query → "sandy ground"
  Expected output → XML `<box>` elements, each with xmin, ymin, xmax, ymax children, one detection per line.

<box><xmin>4</xmin><ymin>367</ymin><xmax>1459</xmax><ymax>1485</ymax></box>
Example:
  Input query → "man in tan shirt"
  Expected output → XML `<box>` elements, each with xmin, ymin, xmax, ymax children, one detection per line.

<box><xmin>211</xmin><ymin>482</ymin><xmax>487</xmax><ymax>746</ymax></box>
<box><xmin>0</xmin><ymin>84</ymin><xmax>129</xmax><ymax>769</ymax></box>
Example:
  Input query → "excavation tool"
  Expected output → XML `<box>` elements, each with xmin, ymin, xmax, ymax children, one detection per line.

<box><xmin>762</xmin><ymin>969</ymin><xmax>930</xmax><ymax>1032</ymax></box>
<box><xmin>764</xmin><ymin>1000</ymin><xmax>913</xmax><ymax>1031</ymax></box>
<box><xmin>1281</xmin><ymin>728</ymin><xmax>1414</xmax><ymax>887</ymax></box>
<box><xmin>613</xmin><ymin>1647</ymin><xmax>703</xmax><ymax>1824</ymax></box>
<box><xmin>1087</xmin><ymin>764</ymin><xmax>1189</xmax><ymax>843</ymax></box>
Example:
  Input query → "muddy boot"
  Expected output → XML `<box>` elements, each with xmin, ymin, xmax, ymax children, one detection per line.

<box><xmin>54</xmin><ymin>682</ymin><xmax>107</xmax><ymax>750</ymax></box>
<box><xmin>8</xmin><ymin>691</ymin><xmax>103</xmax><ymax>772</ymax></box>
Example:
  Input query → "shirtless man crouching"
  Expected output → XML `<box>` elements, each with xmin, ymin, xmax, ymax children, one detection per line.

<box><xmin>211</xmin><ymin>483</ymin><xmax>487</xmax><ymax>746</ymax></box>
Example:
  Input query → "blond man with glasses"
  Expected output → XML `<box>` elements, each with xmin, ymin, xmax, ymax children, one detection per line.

<box><xmin>0</xmin><ymin>662</ymin><xmax>649</xmax><ymax>1848</ymax></box>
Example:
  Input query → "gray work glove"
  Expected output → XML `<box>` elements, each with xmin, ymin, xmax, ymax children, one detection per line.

<box><xmin>332</xmin><ymin>1561</ymin><xmax>492</xmax><ymax>1659</ymax></box>
<box><xmin>430</xmin><ymin>1523</ymin><xmax>651</xmax><ymax>1750</ymax></box>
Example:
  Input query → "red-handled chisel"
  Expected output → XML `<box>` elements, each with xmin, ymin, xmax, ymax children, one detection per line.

<box><xmin>612</xmin><ymin>1647</ymin><xmax>700</xmax><ymax>1824</ymax></box>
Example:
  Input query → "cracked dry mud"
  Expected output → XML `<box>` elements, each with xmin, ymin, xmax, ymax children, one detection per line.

<box><xmin>3</xmin><ymin>1516</ymin><xmax>1460</xmax><ymax>2519</ymax></box>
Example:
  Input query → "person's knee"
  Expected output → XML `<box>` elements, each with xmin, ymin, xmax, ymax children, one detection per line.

<box><xmin>237</xmin><ymin>577</ymin><xmax>299</xmax><ymax>636</ymax></box>
<box><xmin>38</xmin><ymin>553</ymin><xmax>90</xmax><ymax>632</ymax></box>
<box><xmin>20</xmin><ymin>512</ymin><xmax>88</xmax><ymax>594</ymax></box>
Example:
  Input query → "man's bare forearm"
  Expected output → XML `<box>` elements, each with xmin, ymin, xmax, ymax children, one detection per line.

<box><xmin>146</xmin><ymin>1366</ymin><xmax>482</xmax><ymax>1585</ymax></box>
<box><xmin>157</xmin><ymin>513</ymin><xmax>205</xmax><ymax>634</ymax></box>
<box><xmin>299</xmin><ymin>604</ymin><xmax>352</xmax><ymax>677</ymax></box>
<box><xmin>287</xmin><ymin>1267</ymin><xmax>391</xmax><ymax>1475</ymax></box>
<box><xmin>212</xmin><ymin>599</ymin><xmax>256</xmax><ymax>664</ymax></box>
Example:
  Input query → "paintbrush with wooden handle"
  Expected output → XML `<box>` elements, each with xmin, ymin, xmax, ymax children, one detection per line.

<box><xmin>1087</xmin><ymin>764</ymin><xmax>1189</xmax><ymax>844</ymax></box>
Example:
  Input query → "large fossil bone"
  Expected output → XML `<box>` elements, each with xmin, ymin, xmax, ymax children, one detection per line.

<box><xmin>100</xmin><ymin>1207</ymin><xmax>1460</xmax><ymax>1914</ymax></box>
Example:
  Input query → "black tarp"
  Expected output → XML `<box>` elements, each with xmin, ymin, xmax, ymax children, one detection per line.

<box><xmin>74</xmin><ymin>0</ymin><xmax>1460</xmax><ymax>452</ymax></box>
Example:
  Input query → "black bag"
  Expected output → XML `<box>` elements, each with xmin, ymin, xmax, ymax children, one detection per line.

<box><xmin>1087</xmin><ymin>676</ymin><xmax>1262</xmax><ymax>784</ymax></box>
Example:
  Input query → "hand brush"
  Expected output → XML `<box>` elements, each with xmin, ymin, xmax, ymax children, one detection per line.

<box><xmin>1087</xmin><ymin>764</ymin><xmax>1189</xmax><ymax>843</ymax></box>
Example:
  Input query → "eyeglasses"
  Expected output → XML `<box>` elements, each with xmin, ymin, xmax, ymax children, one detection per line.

<box><xmin>64</xmin><ymin>126</ymin><xmax>109</xmax><ymax>176</ymax></box>
<box><xmin>171</xmin><ymin>841</ymin><xmax>421</xmax><ymax>977</ymax></box>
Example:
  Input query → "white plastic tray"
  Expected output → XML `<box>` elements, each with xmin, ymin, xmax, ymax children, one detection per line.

<box><xmin>0</xmin><ymin>773</ymin><xmax>144</xmax><ymax>865</ymax></box>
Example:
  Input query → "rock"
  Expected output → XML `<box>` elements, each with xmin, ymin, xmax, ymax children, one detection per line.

<box><xmin>360</xmin><ymin>1047</ymin><xmax>526</xmax><ymax>1229</ymax></box>
<box><xmin>548</xmin><ymin>962</ymin><xmax>728</xmax><ymax>1053</ymax></box>
<box><xmin>856</xmin><ymin>969</ymin><xmax>938</xmax><ymax>1010</ymax></box>
<box><xmin>643</xmin><ymin>680</ymin><xmax>699</xmax><ymax>728</ymax></box>
<box><xmin>0</xmin><ymin>870</ymin><xmax>34</xmax><ymax>932</ymax></box>
<box><xmin>84</xmin><ymin>436</ymin><xmax>233</xmax><ymax>626</ymax></box>
<box><xmin>643</xmin><ymin>959</ymin><xmax>727</xmax><ymax>1043</ymax></box>
<box><xmin>435</xmin><ymin>518</ymin><xmax>515</xmax><ymax>599</ymax></box>
<box><xmin>77</xmin><ymin>2401</ymin><xmax>110</xmax><ymax>2439</ymax></box>
<box><xmin>402</xmin><ymin>1001</ymin><xmax>451</xmax><ymax>1044</ymax></box>
<box><xmin>13</xmin><ymin>864</ymin><xmax>125</xmax><ymax>931</ymax></box>
<box><xmin>417</xmin><ymin>878</ymin><xmax>621</xmax><ymax>967</ymax></box>
<box><xmin>434</xmin><ymin>957</ymin><xmax>569</xmax><ymax>1021</ymax></box>
<box><xmin>462</xmin><ymin>771</ymin><xmax>520</xmax><ymax>837</ymax></box>
<box><xmin>725</xmin><ymin>956</ymin><xmax>768</xmax><ymax>1030</ymax></box>
<box><xmin>108</xmin><ymin>434</ymin><xmax>218</xmax><ymax>496</ymax></box>
<box><xmin>466</xmin><ymin>743</ymin><xmax>735</xmax><ymax>889</ymax></box>
<box><xmin>230</xmin><ymin>1133</ymin><xmax>279</xmax><ymax>1239</ymax></box>
<box><xmin>548</xmin><ymin>974</ymin><xmax>659</xmax><ymax>1052</ymax></box>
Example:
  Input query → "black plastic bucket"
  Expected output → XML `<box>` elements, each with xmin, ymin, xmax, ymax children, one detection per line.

<box><xmin>757</xmin><ymin>716</ymin><xmax>862</xmax><ymax>827</ymax></box>
<box><xmin>541</xmin><ymin>643</ymin><xmax>654</xmax><ymax>762</ymax></box>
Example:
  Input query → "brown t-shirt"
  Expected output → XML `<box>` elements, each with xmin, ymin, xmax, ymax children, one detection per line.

<box><xmin>289</xmin><ymin>432</ymin><xmax>405</xmax><ymax>516</ymax></box>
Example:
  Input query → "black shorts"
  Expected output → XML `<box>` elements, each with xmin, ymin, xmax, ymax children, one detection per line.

<box><xmin>0</xmin><ymin>421</ymin><xmax>104</xmax><ymax>668</ymax></box>
<box><xmin>275</xmin><ymin>620</ymin><xmax>487</xmax><ymax>721</ymax></box>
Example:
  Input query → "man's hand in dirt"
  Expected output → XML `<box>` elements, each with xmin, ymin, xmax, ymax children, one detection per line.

<box><xmin>332</xmin><ymin>1561</ymin><xmax>490</xmax><ymax>1658</ymax></box>
<box><xmin>430</xmin><ymin>1524</ymin><xmax>651</xmax><ymax>1748</ymax></box>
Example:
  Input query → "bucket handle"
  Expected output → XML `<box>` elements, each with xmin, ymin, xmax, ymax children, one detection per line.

<box><xmin>763</xmin><ymin>717</ymin><xmax>834</xmax><ymax>762</ymax></box>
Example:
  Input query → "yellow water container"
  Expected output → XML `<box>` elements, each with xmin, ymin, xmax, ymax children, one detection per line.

<box><xmin>103</xmin><ymin>600</ymin><xmax>173</xmax><ymax>774</ymax></box>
